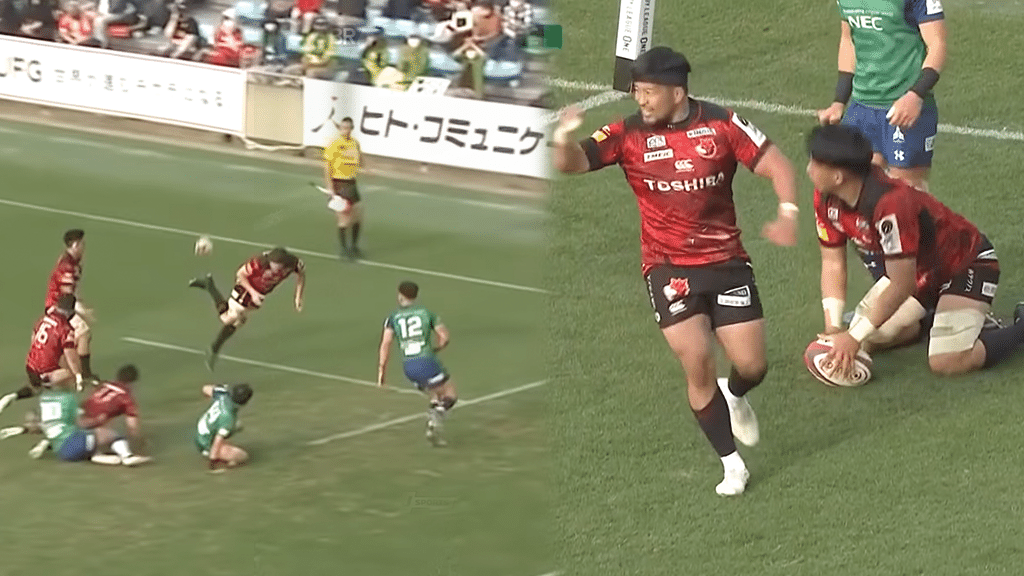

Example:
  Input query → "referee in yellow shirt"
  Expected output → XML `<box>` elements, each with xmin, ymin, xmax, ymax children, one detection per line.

<box><xmin>322</xmin><ymin>117</ymin><xmax>365</xmax><ymax>260</ymax></box>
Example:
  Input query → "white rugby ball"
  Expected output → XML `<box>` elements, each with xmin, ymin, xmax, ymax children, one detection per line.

<box><xmin>194</xmin><ymin>236</ymin><xmax>213</xmax><ymax>256</ymax></box>
<box><xmin>803</xmin><ymin>338</ymin><xmax>873</xmax><ymax>387</ymax></box>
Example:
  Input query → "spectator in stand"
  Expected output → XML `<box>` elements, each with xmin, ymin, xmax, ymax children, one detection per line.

<box><xmin>156</xmin><ymin>0</ymin><xmax>201</xmax><ymax>59</ymax></box>
<box><xmin>205</xmin><ymin>8</ymin><xmax>243</xmax><ymax>67</ymax></box>
<box><xmin>496</xmin><ymin>0</ymin><xmax>531</xmax><ymax>61</ymax></box>
<box><xmin>291</xmin><ymin>0</ymin><xmax>322</xmax><ymax>35</ymax></box>
<box><xmin>383</xmin><ymin>0</ymin><xmax>415</xmax><ymax>20</ymax></box>
<box><xmin>260</xmin><ymin>18</ymin><xmax>286</xmax><ymax>64</ymax></box>
<box><xmin>93</xmin><ymin>0</ymin><xmax>137</xmax><ymax>47</ymax></box>
<box><xmin>129</xmin><ymin>0</ymin><xmax>171</xmax><ymax>37</ymax></box>
<box><xmin>422</xmin><ymin>0</ymin><xmax>450</xmax><ymax>23</ymax></box>
<box><xmin>263</xmin><ymin>0</ymin><xmax>293</xmax><ymax>31</ymax></box>
<box><xmin>283</xmin><ymin>15</ymin><xmax>336</xmax><ymax>78</ymax></box>
<box><xmin>359</xmin><ymin>32</ymin><xmax>389</xmax><ymax>85</ymax></box>
<box><xmin>19</xmin><ymin>0</ymin><xmax>58</xmax><ymax>40</ymax></box>
<box><xmin>335</xmin><ymin>0</ymin><xmax>366</xmax><ymax>27</ymax></box>
<box><xmin>469</xmin><ymin>1</ymin><xmax>500</xmax><ymax>51</ymax></box>
<box><xmin>397</xmin><ymin>34</ymin><xmax>428</xmax><ymax>89</ymax></box>
<box><xmin>58</xmin><ymin>1</ymin><xmax>101</xmax><ymax>45</ymax></box>
<box><xmin>452</xmin><ymin>36</ymin><xmax>485</xmax><ymax>98</ymax></box>
<box><xmin>1</xmin><ymin>0</ymin><xmax>21</xmax><ymax>35</ymax></box>
<box><xmin>429</xmin><ymin>1</ymin><xmax>470</xmax><ymax>52</ymax></box>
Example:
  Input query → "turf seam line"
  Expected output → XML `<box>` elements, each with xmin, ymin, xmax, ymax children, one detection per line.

<box><xmin>551</xmin><ymin>78</ymin><xmax>1024</xmax><ymax>142</ymax></box>
<box><xmin>122</xmin><ymin>336</ymin><xmax>422</xmax><ymax>396</ymax></box>
<box><xmin>306</xmin><ymin>378</ymin><xmax>548</xmax><ymax>445</ymax></box>
<box><xmin>0</xmin><ymin>197</ymin><xmax>548</xmax><ymax>294</ymax></box>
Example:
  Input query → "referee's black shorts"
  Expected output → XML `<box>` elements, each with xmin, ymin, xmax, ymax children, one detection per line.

<box><xmin>331</xmin><ymin>178</ymin><xmax>361</xmax><ymax>203</ymax></box>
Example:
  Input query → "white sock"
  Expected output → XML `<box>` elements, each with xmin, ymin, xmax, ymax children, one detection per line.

<box><xmin>721</xmin><ymin>451</ymin><xmax>745</xmax><ymax>472</ymax></box>
<box><xmin>110</xmin><ymin>439</ymin><xmax>131</xmax><ymax>458</ymax></box>
<box><xmin>717</xmin><ymin>377</ymin><xmax>739</xmax><ymax>402</ymax></box>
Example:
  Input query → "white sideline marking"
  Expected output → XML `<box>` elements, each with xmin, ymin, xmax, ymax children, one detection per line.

<box><xmin>551</xmin><ymin>77</ymin><xmax>1024</xmax><ymax>142</ymax></box>
<box><xmin>224</xmin><ymin>163</ymin><xmax>275</xmax><ymax>173</ymax></box>
<box><xmin>122</xmin><ymin>336</ymin><xmax>421</xmax><ymax>396</ymax></box>
<box><xmin>395</xmin><ymin>189</ymin><xmax>546</xmax><ymax>216</ymax></box>
<box><xmin>0</xmin><ymin>197</ymin><xmax>548</xmax><ymax>294</ymax></box>
<box><xmin>306</xmin><ymin>379</ymin><xmax>548</xmax><ymax>445</ymax></box>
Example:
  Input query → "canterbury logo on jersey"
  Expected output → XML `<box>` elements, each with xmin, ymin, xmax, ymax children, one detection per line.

<box><xmin>642</xmin><ymin>173</ymin><xmax>726</xmax><ymax>192</ymax></box>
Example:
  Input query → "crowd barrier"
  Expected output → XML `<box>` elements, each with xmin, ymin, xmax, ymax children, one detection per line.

<box><xmin>0</xmin><ymin>35</ymin><xmax>551</xmax><ymax>179</ymax></box>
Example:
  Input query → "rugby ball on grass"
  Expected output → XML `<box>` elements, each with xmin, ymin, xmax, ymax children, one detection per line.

<box><xmin>803</xmin><ymin>338</ymin><xmax>873</xmax><ymax>387</ymax></box>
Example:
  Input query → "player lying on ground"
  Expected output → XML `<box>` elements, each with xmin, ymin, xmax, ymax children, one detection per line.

<box><xmin>554</xmin><ymin>46</ymin><xmax>799</xmax><ymax>496</ymax></box>
<box><xmin>0</xmin><ymin>294</ymin><xmax>88</xmax><ymax>416</ymax></box>
<box><xmin>2</xmin><ymin>364</ymin><xmax>149</xmax><ymax>457</ymax></box>
<box><xmin>378</xmin><ymin>281</ymin><xmax>458</xmax><ymax>447</ymax></box>
<box><xmin>32</xmin><ymin>380</ymin><xmax>149</xmax><ymax>465</ymax></box>
<box><xmin>195</xmin><ymin>383</ymin><xmax>253</xmax><ymax>472</ymax></box>
<box><xmin>189</xmin><ymin>247</ymin><xmax>305</xmax><ymax>370</ymax></box>
<box><xmin>44</xmin><ymin>229</ymin><xmax>99</xmax><ymax>381</ymax></box>
<box><xmin>808</xmin><ymin>124</ymin><xmax>1024</xmax><ymax>378</ymax></box>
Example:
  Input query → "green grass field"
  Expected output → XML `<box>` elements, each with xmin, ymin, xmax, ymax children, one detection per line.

<box><xmin>550</xmin><ymin>2</ymin><xmax>1024</xmax><ymax>575</ymax></box>
<box><xmin>0</xmin><ymin>120</ymin><xmax>551</xmax><ymax>576</ymax></box>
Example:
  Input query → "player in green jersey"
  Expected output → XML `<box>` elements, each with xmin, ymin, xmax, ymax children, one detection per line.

<box><xmin>195</xmin><ymin>383</ymin><xmax>253</xmax><ymax>472</ymax></box>
<box><xmin>34</xmin><ymin>383</ymin><xmax>150</xmax><ymax>465</ymax></box>
<box><xmin>817</xmin><ymin>0</ymin><xmax>947</xmax><ymax>193</ymax></box>
<box><xmin>377</xmin><ymin>281</ymin><xmax>458</xmax><ymax>446</ymax></box>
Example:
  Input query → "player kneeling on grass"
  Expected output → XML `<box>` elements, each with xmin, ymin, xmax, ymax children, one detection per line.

<box><xmin>31</xmin><ymin>381</ymin><xmax>148</xmax><ymax>465</ymax></box>
<box><xmin>196</xmin><ymin>383</ymin><xmax>253</xmax><ymax>472</ymax></box>
<box><xmin>189</xmin><ymin>247</ymin><xmax>306</xmax><ymax>371</ymax></box>
<box><xmin>377</xmin><ymin>281</ymin><xmax>457</xmax><ymax>447</ymax></box>
<box><xmin>2</xmin><ymin>364</ymin><xmax>150</xmax><ymax>457</ymax></box>
<box><xmin>0</xmin><ymin>294</ymin><xmax>88</xmax><ymax>417</ymax></box>
<box><xmin>807</xmin><ymin>124</ymin><xmax>1024</xmax><ymax>378</ymax></box>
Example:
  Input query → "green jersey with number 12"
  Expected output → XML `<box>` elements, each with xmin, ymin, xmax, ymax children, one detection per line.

<box><xmin>838</xmin><ymin>0</ymin><xmax>944</xmax><ymax>107</ymax></box>
<box><xmin>195</xmin><ymin>386</ymin><xmax>238</xmax><ymax>452</ymax></box>
<box><xmin>39</xmin><ymin>388</ymin><xmax>80</xmax><ymax>451</ymax></box>
<box><xmin>384</xmin><ymin>305</ymin><xmax>440</xmax><ymax>360</ymax></box>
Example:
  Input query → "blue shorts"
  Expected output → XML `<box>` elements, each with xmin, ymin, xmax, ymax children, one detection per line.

<box><xmin>403</xmin><ymin>357</ymin><xmax>450</xmax><ymax>391</ymax></box>
<box><xmin>57</xmin><ymin>430</ymin><xmax>96</xmax><ymax>462</ymax></box>
<box><xmin>842</xmin><ymin>100</ymin><xmax>938</xmax><ymax>169</ymax></box>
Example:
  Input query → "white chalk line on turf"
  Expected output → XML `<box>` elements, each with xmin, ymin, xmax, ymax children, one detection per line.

<box><xmin>0</xmin><ymin>197</ymin><xmax>548</xmax><ymax>295</ymax></box>
<box><xmin>551</xmin><ymin>78</ymin><xmax>1024</xmax><ymax>142</ymax></box>
<box><xmin>122</xmin><ymin>336</ymin><xmax>421</xmax><ymax>396</ymax></box>
<box><xmin>306</xmin><ymin>378</ymin><xmax>548</xmax><ymax>445</ymax></box>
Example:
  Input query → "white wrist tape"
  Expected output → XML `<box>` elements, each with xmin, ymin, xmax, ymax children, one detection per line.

<box><xmin>848</xmin><ymin>316</ymin><xmax>877</xmax><ymax>343</ymax></box>
<box><xmin>822</xmin><ymin>297</ymin><xmax>845</xmax><ymax>328</ymax></box>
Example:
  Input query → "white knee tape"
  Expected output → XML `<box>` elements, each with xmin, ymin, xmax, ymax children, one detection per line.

<box><xmin>928</xmin><ymin>309</ymin><xmax>986</xmax><ymax>356</ymax></box>
<box><xmin>868</xmin><ymin>296</ymin><xmax>927</xmax><ymax>344</ymax></box>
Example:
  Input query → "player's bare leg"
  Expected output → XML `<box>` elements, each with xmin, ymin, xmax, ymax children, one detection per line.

<box><xmin>0</xmin><ymin>410</ymin><xmax>43</xmax><ymax>440</ymax></box>
<box><xmin>71</xmin><ymin>314</ymin><xmax>96</xmax><ymax>382</ymax></box>
<box><xmin>209</xmin><ymin>442</ymin><xmax>249</xmax><ymax>473</ymax></box>
<box><xmin>662</xmin><ymin>314</ymin><xmax>748</xmax><ymax>496</ymax></box>
<box><xmin>425</xmin><ymin>381</ymin><xmax>457</xmax><ymax>447</ymax></box>
<box><xmin>0</xmin><ymin>368</ymin><xmax>72</xmax><ymax>415</ymax></box>
<box><xmin>714</xmin><ymin>318</ymin><xmax>768</xmax><ymax>448</ymax></box>
<box><xmin>888</xmin><ymin>166</ymin><xmax>930</xmax><ymax>193</ymax></box>
<box><xmin>188</xmin><ymin>274</ymin><xmax>238</xmax><ymax>371</ymax></box>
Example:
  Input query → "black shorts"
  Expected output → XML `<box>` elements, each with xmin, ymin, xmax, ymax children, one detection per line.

<box><xmin>644</xmin><ymin>259</ymin><xmax>764</xmax><ymax>329</ymax></box>
<box><xmin>331</xmin><ymin>178</ymin><xmax>361</xmax><ymax>203</ymax></box>
<box><xmin>936</xmin><ymin>236</ymin><xmax>1000</xmax><ymax>306</ymax></box>
<box><xmin>26</xmin><ymin>366</ymin><xmax>46</xmax><ymax>389</ymax></box>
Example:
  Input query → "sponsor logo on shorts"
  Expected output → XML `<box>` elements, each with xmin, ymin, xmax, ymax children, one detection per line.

<box><xmin>965</xmin><ymin>268</ymin><xmax>975</xmax><ymax>292</ymax></box>
<box><xmin>924</xmin><ymin>135</ymin><xmax>934</xmax><ymax>152</ymax></box>
<box><xmin>827</xmin><ymin>206</ymin><xmax>839</xmax><ymax>224</ymax></box>
<box><xmin>663</xmin><ymin>277</ymin><xmax>689</xmax><ymax>301</ymax></box>
<box><xmin>982</xmin><ymin>282</ymin><xmax>997</xmax><ymax>298</ymax></box>
<box><xmin>694</xmin><ymin>137</ymin><xmax>717</xmax><ymax>159</ymax></box>
<box><xmin>892</xmin><ymin>127</ymin><xmax>905</xmax><ymax>144</ymax></box>
<box><xmin>816</xmin><ymin>222</ymin><xmax>829</xmax><ymax>242</ymax></box>
<box><xmin>685</xmin><ymin>127</ymin><xmax>715</xmax><ymax>138</ymax></box>
<box><xmin>643</xmin><ymin>149</ymin><xmax>674</xmax><ymax>162</ymax></box>
<box><xmin>668</xmin><ymin>300</ymin><xmax>687</xmax><ymax>315</ymax></box>
<box><xmin>646</xmin><ymin>135</ymin><xmax>666</xmax><ymax>149</ymax></box>
<box><xmin>675</xmin><ymin>159</ymin><xmax>694</xmax><ymax>172</ymax></box>
<box><xmin>940</xmin><ymin>280</ymin><xmax>952</xmax><ymax>292</ymax></box>
<box><xmin>926</xmin><ymin>0</ymin><xmax>943</xmax><ymax>15</ymax></box>
<box><xmin>717</xmin><ymin>285</ymin><xmax>751</xmax><ymax>307</ymax></box>
<box><xmin>893</xmin><ymin>150</ymin><xmax>905</xmax><ymax>162</ymax></box>
<box><xmin>428</xmin><ymin>373</ymin><xmax>446</xmax><ymax>384</ymax></box>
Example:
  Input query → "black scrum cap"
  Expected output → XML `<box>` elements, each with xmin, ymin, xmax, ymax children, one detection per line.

<box><xmin>631</xmin><ymin>46</ymin><xmax>691</xmax><ymax>88</ymax></box>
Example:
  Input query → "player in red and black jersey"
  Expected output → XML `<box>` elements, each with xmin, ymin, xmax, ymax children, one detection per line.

<box><xmin>80</xmin><ymin>364</ymin><xmax>146</xmax><ymax>453</ymax></box>
<box><xmin>189</xmin><ymin>247</ymin><xmax>306</xmax><ymax>370</ymax></box>
<box><xmin>0</xmin><ymin>294</ymin><xmax>86</xmax><ymax>416</ymax></box>
<box><xmin>553</xmin><ymin>47</ymin><xmax>800</xmax><ymax>496</ymax></box>
<box><xmin>44</xmin><ymin>229</ymin><xmax>97</xmax><ymax>382</ymax></box>
<box><xmin>808</xmin><ymin>124</ymin><xmax>1024</xmax><ymax>378</ymax></box>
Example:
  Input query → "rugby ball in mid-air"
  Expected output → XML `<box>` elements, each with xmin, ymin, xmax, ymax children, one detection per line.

<box><xmin>195</xmin><ymin>236</ymin><xmax>213</xmax><ymax>256</ymax></box>
<box><xmin>804</xmin><ymin>338</ymin><xmax>873</xmax><ymax>387</ymax></box>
